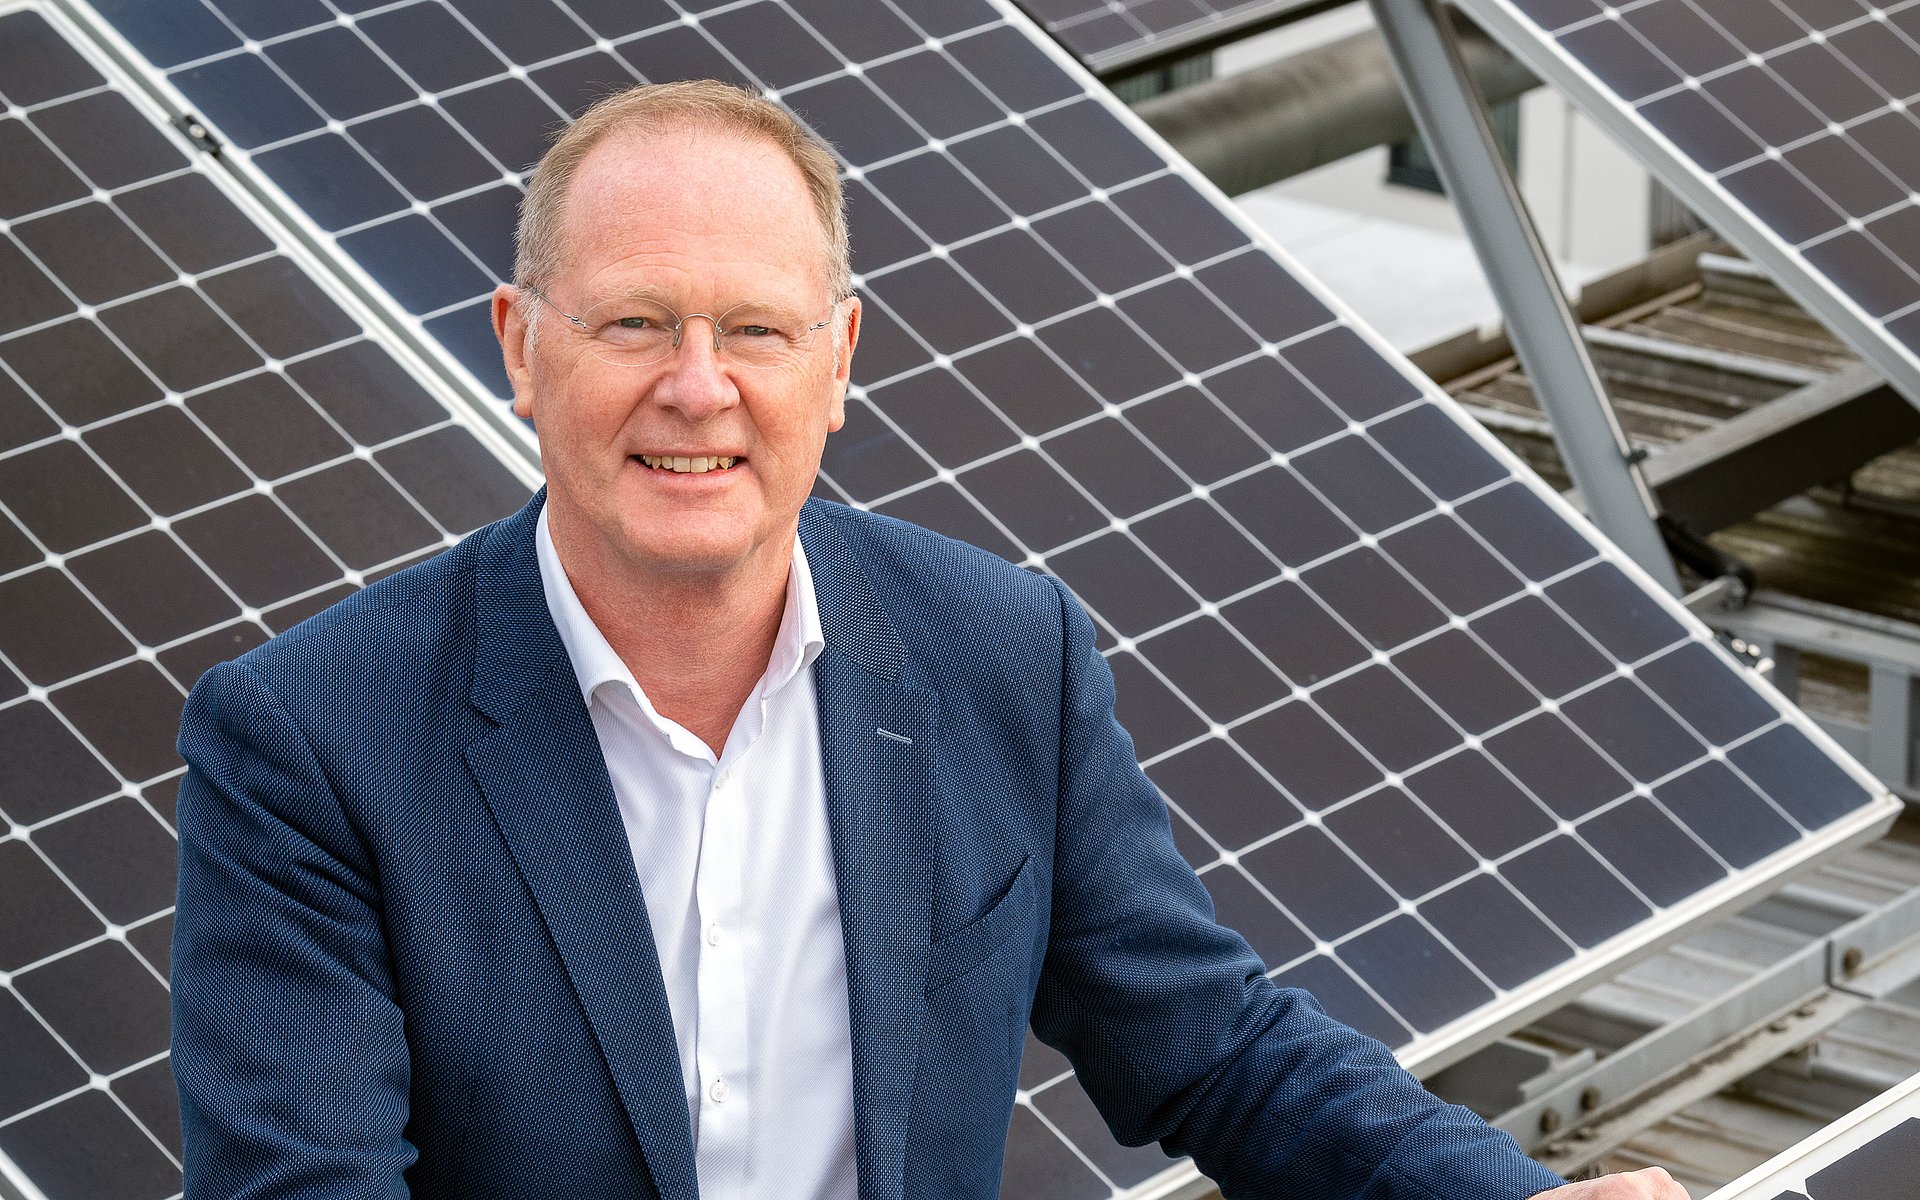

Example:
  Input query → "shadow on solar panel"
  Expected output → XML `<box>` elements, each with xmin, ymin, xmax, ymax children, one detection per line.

<box><xmin>0</xmin><ymin>1</ymin><xmax>1900</xmax><ymax>1199</ymax></box>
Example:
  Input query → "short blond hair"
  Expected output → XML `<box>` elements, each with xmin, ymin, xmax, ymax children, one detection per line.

<box><xmin>513</xmin><ymin>80</ymin><xmax>850</xmax><ymax>302</ymax></box>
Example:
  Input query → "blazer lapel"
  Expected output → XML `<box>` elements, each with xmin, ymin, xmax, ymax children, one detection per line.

<box><xmin>801</xmin><ymin>504</ymin><xmax>940</xmax><ymax>1200</ymax></box>
<box><xmin>462</xmin><ymin>496</ymin><xmax>698</xmax><ymax>1200</ymax></box>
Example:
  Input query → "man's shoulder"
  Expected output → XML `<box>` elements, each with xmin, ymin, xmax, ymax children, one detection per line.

<box><xmin>803</xmin><ymin>498</ymin><xmax>1059</xmax><ymax>610</ymax></box>
<box><xmin>800</xmin><ymin>499</ymin><xmax>1071</xmax><ymax>675</ymax></box>
<box><xmin>224</xmin><ymin>500</ymin><xmax>529</xmax><ymax>694</ymax></box>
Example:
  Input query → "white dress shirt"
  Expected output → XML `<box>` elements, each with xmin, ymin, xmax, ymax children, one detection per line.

<box><xmin>536</xmin><ymin>508</ymin><xmax>857</xmax><ymax>1199</ymax></box>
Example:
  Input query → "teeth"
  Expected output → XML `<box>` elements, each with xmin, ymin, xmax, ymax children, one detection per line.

<box><xmin>640</xmin><ymin>455</ymin><xmax>737</xmax><ymax>473</ymax></box>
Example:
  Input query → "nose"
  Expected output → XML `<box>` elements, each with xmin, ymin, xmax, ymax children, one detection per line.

<box><xmin>650</xmin><ymin>313</ymin><xmax>736</xmax><ymax>421</ymax></box>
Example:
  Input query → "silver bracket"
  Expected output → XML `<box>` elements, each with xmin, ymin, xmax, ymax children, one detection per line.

<box><xmin>1490</xmin><ymin>878</ymin><xmax>1920</xmax><ymax>1172</ymax></box>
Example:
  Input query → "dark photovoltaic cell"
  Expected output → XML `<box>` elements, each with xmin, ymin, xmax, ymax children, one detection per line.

<box><xmin>1456</xmin><ymin>0</ymin><xmax>1920</xmax><ymax>405</ymax></box>
<box><xmin>1014</xmin><ymin>0</ymin><xmax>1327</xmax><ymax>74</ymax></box>
<box><xmin>0</xmin><ymin>7</ymin><xmax>535</xmax><ymax>1199</ymax></box>
<box><xmin>51</xmin><ymin>1</ymin><xmax>1901</xmax><ymax>1198</ymax></box>
<box><xmin>1714</xmin><ymin>1070</ymin><xmax>1920</xmax><ymax>1200</ymax></box>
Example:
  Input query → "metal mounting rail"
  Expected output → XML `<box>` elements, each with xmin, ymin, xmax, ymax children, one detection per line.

<box><xmin>1485</xmin><ymin>872</ymin><xmax>1920</xmax><ymax>1175</ymax></box>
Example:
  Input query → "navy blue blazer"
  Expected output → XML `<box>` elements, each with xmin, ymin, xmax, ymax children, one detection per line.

<box><xmin>173</xmin><ymin>493</ymin><xmax>1564</xmax><ymax>1200</ymax></box>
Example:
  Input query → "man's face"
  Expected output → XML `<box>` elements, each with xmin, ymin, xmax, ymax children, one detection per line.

<box><xmin>495</xmin><ymin>127</ymin><xmax>857</xmax><ymax>586</ymax></box>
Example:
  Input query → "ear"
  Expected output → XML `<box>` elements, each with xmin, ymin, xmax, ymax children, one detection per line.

<box><xmin>826</xmin><ymin>296</ymin><xmax>860</xmax><ymax>434</ymax></box>
<box><xmin>493</xmin><ymin>284</ymin><xmax>536</xmax><ymax>421</ymax></box>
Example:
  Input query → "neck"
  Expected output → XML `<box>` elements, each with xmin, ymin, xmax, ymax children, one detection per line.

<box><xmin>552</xmin><ymin>516</ymin><xmax>794</xmax><ymax>757</ymax></box>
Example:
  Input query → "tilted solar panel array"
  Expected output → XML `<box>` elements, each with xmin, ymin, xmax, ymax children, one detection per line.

<box><xmin>1454</xmin><ymin>0</ymin><xmax>1920</xmax><ymax>405</ymax></box>
<box><xmin>1013</xmin><ymin>0</ymin><xmax>1325</xmax><ymax>75</ymax></box>
<box><xmin>1</xmin><ymin>0</ymin><xmax>1899</xmax><ymax>1197</ymax></box>
<box><xmin>0</xmin><ymin>6</ymin><xmax>536</xmax><ymax>1198</ymax></box>
<box><xmin>1712</xmin><ymin>1069</ymin><xmax>1920</xmax><ymax>1200</ymax></box>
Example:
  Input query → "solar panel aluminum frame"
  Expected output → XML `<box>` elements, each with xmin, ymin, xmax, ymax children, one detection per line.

<box><xmin>0</xmin><ymin>1144</ymin><xmax>45</xmax><ymax>1200</ymax></box>
<box><xmin>986</xmin><ymin>2</ymin><xmax>1901</xmax><ymax>1196</ymax></box>
<box><xmin>1449</xmin><ymin>0</ymin><xmax>1920</xmax><ymax>409</ymax></box>
<box><xmin>1035</xmin><ymin>0</ymin><xmax>1338</xmax><ymax>77</ymax></box>
<box><xmin>47</xmin><ymin>0</ymin><xmax>544</xmax><ymax>469</ymax></box>
<box><xmin>1709</xmin><ymin>1068</ymin><xmax>1920</xmax><ymax>1199</ymax></box>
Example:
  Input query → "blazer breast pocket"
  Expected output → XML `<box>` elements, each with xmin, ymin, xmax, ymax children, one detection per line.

<box><xmin>925</xmin><ymin>854</ymin><xmax>1038</xmax><ymax>994</ymax></box>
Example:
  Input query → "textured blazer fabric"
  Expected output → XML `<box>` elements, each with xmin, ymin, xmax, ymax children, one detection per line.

<box><xmin>171</xmin><ymin>492</ymin><xmax>1566</xmax><ymax>1200</ymax></box>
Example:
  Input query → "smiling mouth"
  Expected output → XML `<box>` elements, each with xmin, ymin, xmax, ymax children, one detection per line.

<box><xmin>636</xmin><ymin>454</ymin><xmax>740</xmax><ymax>474</ymax></box>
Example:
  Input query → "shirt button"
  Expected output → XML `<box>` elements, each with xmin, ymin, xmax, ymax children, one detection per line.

<box><xmin>714</xmin><ymin>769</ymin><xmax>731</xmax><ymax>790</ymax></box>
<box><xmin>706</xmin><ymin>924</ymin><xmax>723</xmax><ymax>946</ymax></box>
<box><xmin>709</xmin><ymin>1078</ymin><xmax>730</xmax><ymax>1104</ymax></box>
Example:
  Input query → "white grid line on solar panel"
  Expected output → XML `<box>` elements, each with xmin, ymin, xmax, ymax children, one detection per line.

<box><xmin>0</xmin><ymin>10</ymin><xmax>534</xmax><ymax>1196</ymax></box>
<box><xmin>1017</xmin><ymin>0</ymin><xmax>1318</xmax><ymax>72</ymax></box>
<box><xmin>1458</xmin><ymin>0</ymin><xmax>1920</xmax><ymax>398</ymax></box>
<box><xmin>908</xmin><ymin>458</ymin><xmax>1824</xmax><ymax>1046</ymax></box>
<box><xmin>0</xmin><ymin>248</ymin><xmax>526</xmax><ymax>784</ymax></box>
<box><xmin>0</xmin><ymin>100</ymin><xmax>459</xmax><ymax>749</ymax></box>
<box><xmin>0</xmin><ymin>308</ymin><xmax>514</xmax><ymax>681</ymax></box>
<box><xmin>1711</xmin><ymin>1067</ymin><xmax>1920</xmax><ymax>1199</ymax></box>
<box><xmin>818</xmin><ymin>232</ymin><xmax>1346</xmax><ymax>498</ymax></box>
<box><xmin>1542</xmin><ymin>2</ymin><xmax>1920</xmax><ymax>276</ymax></box>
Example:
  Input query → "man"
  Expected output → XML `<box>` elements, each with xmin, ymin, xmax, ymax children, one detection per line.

<box><xmin>173</xmin><ymin>82</ymin><xmax>1685</xmax><ymax>1199</ymax></box>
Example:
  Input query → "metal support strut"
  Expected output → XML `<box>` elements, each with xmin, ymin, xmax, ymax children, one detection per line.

<box><xmin>1367</xmin><ymin>0</ymin><xmax>1682</xmax><ymax>595</ymax></box>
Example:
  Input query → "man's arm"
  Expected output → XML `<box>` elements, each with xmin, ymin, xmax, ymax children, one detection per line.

<box><xmin>173</xmin><ymin>659</ymin><xmax>416</xmax><ymax>1199</ymax></box>
<box><xmin>1030</xmin><ymin>576</ymin><xmax>1565</xmax><ymax>1199</ymax></box>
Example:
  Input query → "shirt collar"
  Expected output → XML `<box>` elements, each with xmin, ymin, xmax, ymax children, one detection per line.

<box><xmin>535</xmin><ymin>504</ymin><xmax>825</xmax><ymax>711</ymax></box>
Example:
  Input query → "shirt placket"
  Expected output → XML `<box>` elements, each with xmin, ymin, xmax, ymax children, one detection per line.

<box><xmin>692</xmin><ymin>751</ymin><xmax>753</xmax><ymax>1192</ymax></box>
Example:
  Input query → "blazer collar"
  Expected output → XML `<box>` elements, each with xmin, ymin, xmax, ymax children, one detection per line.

<box><xmin>465</xmin><ymin>490</ymin><xmax>698</xmax><ymax>1200</ymax></box>
<box><xmin>800</xmin><ymin>502</ymin><xmax>941</xmax><ymax>1200</ymax></box>
<box><xmin>466</xmin><ymin>494</ymin><xmax>940</xmax><ymax>1200</ymax></box>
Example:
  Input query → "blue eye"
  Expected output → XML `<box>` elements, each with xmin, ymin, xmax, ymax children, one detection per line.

<box><xmin>616</xmin><ymin>315</ymin><xmax>660</xmax><ymax>330</ymax></box>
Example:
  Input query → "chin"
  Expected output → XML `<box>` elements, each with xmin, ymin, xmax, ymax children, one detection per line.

<box><xmin>617</xmin><ymin>520</ymin><xmax>761</xmax><ymax>579</ymax></box>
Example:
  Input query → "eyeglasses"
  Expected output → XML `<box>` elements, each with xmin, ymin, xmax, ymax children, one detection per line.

<box><xmin>523</xmin><ymin>285</ymin><xmax>838</xmax><ymax>371</ymax></box>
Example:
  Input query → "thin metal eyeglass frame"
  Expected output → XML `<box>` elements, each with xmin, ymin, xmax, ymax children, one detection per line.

<box><xmin>520</xmin><ymin>284</ymin><xmax>838</xmax><ymax>367</ymax></box>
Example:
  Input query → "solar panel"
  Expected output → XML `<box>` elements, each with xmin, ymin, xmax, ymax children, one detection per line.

<box><xmin>1712</xmin><ymin>1069</ymin><xmax>1920</xmax><ymax>1200</ymax></box>
<box><xmin>28</xmin><ymin>0</ymin><xmax>1902</xmax><ymax>1197</ymax></box>
<box><xmin>1451</xmin><ymin>0</ymin><xmax>1920</xmax><ymax>407</ymax></box>
<box><xmin>1013</xmin><ymin>0</ymin><xmax>1328</xmax><ymax>75</ymax></box>
<box><xmin>0</xmin><ymin>6</ymin><xmax>536</xmax><ymax>1198</ymax></box>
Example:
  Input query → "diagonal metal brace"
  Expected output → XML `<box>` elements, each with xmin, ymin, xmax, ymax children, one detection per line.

<box><xmin>1368</xmin><ymin>0</ymin><xmax>1681</xmax><ymax>594</ymax></box>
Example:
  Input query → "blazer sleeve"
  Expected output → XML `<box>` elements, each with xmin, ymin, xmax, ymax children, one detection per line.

<box><xmin>1028</xmin><ymin>577</ymin><xmax>1565</xmax><ymax>1200</ymax></box>
<box><xmin>172</xmin><ymin>658</ymin><xmax>416</xmax><ymax>1200</ymax></box>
